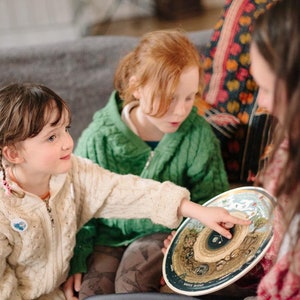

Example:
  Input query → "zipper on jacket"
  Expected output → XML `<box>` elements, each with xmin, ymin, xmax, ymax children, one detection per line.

<box><xmin>44</xmin><ymin>198</ymin><xmax>54</xmax><ymax>225</ymax></box>
<box><xmin>143</xmin><ymin>151</ymin><xmax>154</xmax><ymax>171</ymax></box>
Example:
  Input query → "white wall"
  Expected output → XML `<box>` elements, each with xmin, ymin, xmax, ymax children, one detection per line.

<box><xmin>0</xmin><ymin>0</ymin><xmax>80</xmax><ymax>48</ymax></box>
<box><xmin>0</xmin><ymin>0</ymin><xmax>154</xmax><ymax>48</ymax></box>
<box><xmin>0</xmin><ymin>0</ymin><xmax>222</xmax><ymax>49</ymax></box>
<box><xmin>201</xmin><ymin>0</ymin><xmax>225</xmax><ymax>9</ymax></box>
<box><xmin>74</xmin><ymin>0</ymin><xmax>154</xmax><ymax>35</ymax></box>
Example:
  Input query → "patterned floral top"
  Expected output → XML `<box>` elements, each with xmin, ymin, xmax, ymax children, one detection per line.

<box><xmin>257</xmin><ymin>140</ymin><xmax>300</xmax><ymax>299</ymax></box>
<box><xmin>257</xmin><ymin>215</ymin><xmax>300</xmax><ymax>299</ymax></box>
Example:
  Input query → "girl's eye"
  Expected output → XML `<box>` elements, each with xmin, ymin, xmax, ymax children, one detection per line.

<box><xmin>186</xmin><ymin>94</ymin><xmax>197</xmax><ymax>102</ymax></box>
<box><xmin>48</xmin><ymin>135</ymin><xmax>56</xmax><ymax>142</ymax></box>
<box><xmin>65</xmin><ymin>125</ymin><xmax>71</xmax><ymax>133</ymax></box>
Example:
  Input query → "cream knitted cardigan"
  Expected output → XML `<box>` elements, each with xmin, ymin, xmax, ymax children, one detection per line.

<box><xmin>0</xmin><ymin>155</ymin><xmax>189</xmax><ymax>299</ymax></box>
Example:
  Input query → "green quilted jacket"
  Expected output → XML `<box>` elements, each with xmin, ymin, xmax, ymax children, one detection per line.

<box><xmin>70</xmin><ymin>91</ymin><xmax>229</xmax><ymax>274</ymax></box>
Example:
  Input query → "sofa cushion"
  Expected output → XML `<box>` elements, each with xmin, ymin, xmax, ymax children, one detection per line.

<box><xmin>0</xmin><ymin>30</ymin><xmax>212</xmax><ymax>145</ymax></box>
<box><xmin>198</xmin><ymin>0</ymin><xmax>277</xmax><ymax>183</ymax></box>
<box><xmin>0</xmin><ymin>35</ymin><xmax>138</xmax><ymax>143</ymax></box>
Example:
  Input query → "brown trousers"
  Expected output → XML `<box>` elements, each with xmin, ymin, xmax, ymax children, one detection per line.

<box><xmin>78</xmin><ymin>232</ymin><xmax>169</xmax><ymax>300</ymax></box>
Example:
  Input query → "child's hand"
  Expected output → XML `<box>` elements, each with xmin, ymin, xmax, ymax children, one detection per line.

<box><xmin>160</xmin><ymin>231</ymin><xmax>176</xmax><ymax>288</ymax></box>
<box><xmin>63</xmin><ymin>273</ymin><xmax>82</xmax><ymax>300</ymax></box>
<box><xmin>162</xmin><ymin>230</ymin><xmax>176</xmax><ymax>255</ymax></box>
<box><xmin>197</xmin><ymin>205</ymin><xmax>250</xmax><ymax>239</ymax></box>
<box><xmin>179</xmin><ymin>199</ymin><xmax>251</xmax><ymax>239</ymax></box>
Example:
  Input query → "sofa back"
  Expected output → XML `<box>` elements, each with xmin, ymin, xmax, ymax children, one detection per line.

<box><xmin>0</xmin><ymin>30</ymin><xmax>212</xmax><ymax>144</ymax></box>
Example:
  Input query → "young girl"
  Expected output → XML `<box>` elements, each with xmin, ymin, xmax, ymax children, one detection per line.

<box><xmin>69</xmin><ymin>29</ymin><xmax>230</xmax><ymax>298</ymax></box>
<box><xmin>249</xmin><ymin>0</ymin><xmax>300</xmax><ymax>298</ymax></box>
<box><xmin>0</xmin><ymin>82</ymin><xmax>248</xmax><ymax>300</ymax></box>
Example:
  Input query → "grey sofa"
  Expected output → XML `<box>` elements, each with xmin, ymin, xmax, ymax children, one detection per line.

<box><xmin>0</xmin><ymin>30</ymin><xmax>212</xmax><ymax>145</ymax></box>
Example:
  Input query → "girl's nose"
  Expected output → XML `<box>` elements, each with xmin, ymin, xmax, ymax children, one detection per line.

<box><xmin>173</xmin><ymin>101</ymin><xmax>186</xmax><ymax>116</ymax></box>
<box><xmin>62</xmin><ymin>134</ymin><xmax>74</xmax><ymax>151</ymax></box>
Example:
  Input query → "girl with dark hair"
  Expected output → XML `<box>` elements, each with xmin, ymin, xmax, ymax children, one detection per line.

<box><xmin>250</xmin><ymin>0</ymin><xmax>300</xmax><ymax>297</ymax></box>
<box><xmin>0</xmin><ymin>83</ymin><xmax>248</xmax><ymax>299</ymax></box>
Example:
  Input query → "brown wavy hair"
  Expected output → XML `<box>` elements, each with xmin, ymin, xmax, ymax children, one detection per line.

<box><xmin>252</xmin><ymin>0</ymin><xmax>300</xmax><ymax>269</ymax></box>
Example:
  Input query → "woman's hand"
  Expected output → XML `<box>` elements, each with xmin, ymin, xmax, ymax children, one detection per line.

<box><xmin>63</xmin><ymin>273</ymin><xmax>82</xmax><ymax>300</ymax></box>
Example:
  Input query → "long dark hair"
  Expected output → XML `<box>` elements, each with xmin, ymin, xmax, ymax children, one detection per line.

<box><xmin>253</xmin><ymin>0</ymin><xmax>300</xmax><ymax>262</ymax></box>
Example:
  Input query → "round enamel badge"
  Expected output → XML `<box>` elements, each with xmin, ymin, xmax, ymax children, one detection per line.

<box><xmin>11</xmin><ymin>218</ymin><xmax>28</xmax><ymax>232</ymax></box>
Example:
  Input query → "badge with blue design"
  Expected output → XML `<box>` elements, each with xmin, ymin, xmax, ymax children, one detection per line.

<box><xmin>11</xmin><ymin>218</ymin><xmax>28</xmax><ymax>232</ymax></box>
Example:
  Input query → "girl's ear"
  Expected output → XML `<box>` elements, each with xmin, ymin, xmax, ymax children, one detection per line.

<box><xmin>2</xmin><ymin>145</ymin><xmax>24</xmax><ymax>164</ymax></box>
<box><xmin>129</xmin><ymin>76</ymin><xmax>141</xmax><ymax>99</ymax></box>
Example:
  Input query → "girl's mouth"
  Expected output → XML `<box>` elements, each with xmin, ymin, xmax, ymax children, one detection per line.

<box><xmin>61</xmin><ymin>154</ymin><xmax>71</xmax><ymax>160</ymax></box>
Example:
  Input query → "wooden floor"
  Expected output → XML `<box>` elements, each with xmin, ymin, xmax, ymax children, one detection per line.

<box><xmin>86</xmin><ymin>7</ymin><xmax>222</xmax><ymax>37</ymax></box>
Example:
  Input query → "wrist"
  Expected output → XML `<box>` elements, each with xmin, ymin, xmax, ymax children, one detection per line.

<box><xmin>179</xmin><ymin>199</ymin><xmax>204</xmax><ymax>219</ymax></box>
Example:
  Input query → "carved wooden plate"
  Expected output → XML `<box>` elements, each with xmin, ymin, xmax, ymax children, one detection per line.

<box><xmin>162</xmin><ymin>186</ymin><xmax>276</xmax><ymax>296</ymax></box>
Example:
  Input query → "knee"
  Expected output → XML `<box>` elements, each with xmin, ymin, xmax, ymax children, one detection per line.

<box><xmin>115</xmin><ymin>235</ymin><xmax>168</xmax><ymax>292</ymax></box>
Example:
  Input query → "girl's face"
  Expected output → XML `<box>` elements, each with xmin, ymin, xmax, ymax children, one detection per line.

<box><xmin>250</xmin><ymin>42</ymin><xmax>287</xmax><ymax>124</ymax></box>
<box><xmin>16</xmin><ymin>106</ymin><xmax>74</xmax><ymax>179</ymax></box>
<box><xmin>250</xmin><ymin>42</ymin><xmax>276</xmax><ymax>114</ymax></box>
<box><xmin>251</xmin><ymin>42</ymin><xmax>289</xmax><ymax>126</ymax></box>
<box><xmin>138</xmin><ymin>66</ymin><xmax>199</xmax><ymax>137</ymax></box>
